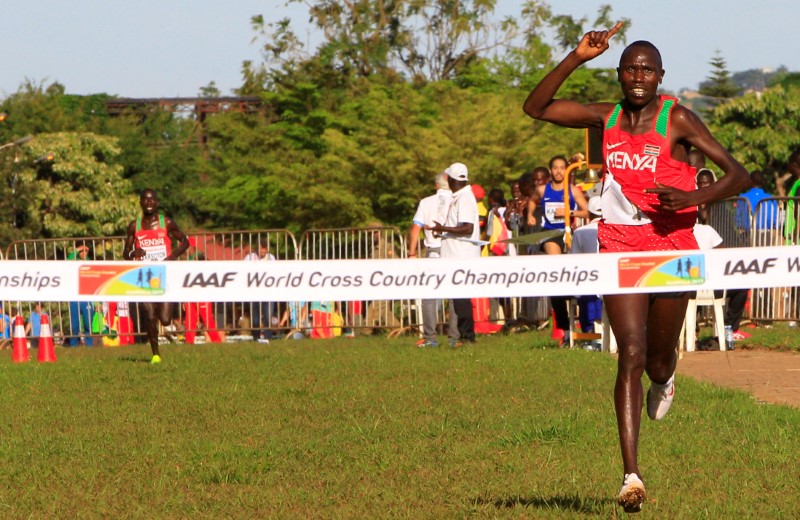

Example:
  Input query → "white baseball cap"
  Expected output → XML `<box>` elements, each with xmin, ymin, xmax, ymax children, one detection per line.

<box><xmin>445</xmin><ymin>162</ymin><xmax>469</xmax><ymax>181</ymax></box>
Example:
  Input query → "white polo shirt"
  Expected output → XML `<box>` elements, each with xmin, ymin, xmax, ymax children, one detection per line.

<box><xmin>441</xmin><ymin>185</ymin><xmax>480</xmax><ymax>259</ymax></box>
<box><xmin>412</xmin><ymin>189</ymin><xmax>452</xmax><ymax>249</ymax></box>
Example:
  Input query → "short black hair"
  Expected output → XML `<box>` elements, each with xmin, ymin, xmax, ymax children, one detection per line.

<box><xmin>621</xmin><ymin>40</ymin><xmax>663</xmax><ymax>68</ymax></box>
<box><xmin>549</xmin><ymin>155</ymin><xmax>568</xmax><ymax>169</ymax></box>
<box><xmin>750</xmin><ymin>170</ymin><xmax>765</xmax><ymax>187</ymax></box>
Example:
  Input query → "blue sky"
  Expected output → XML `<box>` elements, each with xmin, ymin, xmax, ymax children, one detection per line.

<box><xmin>1</xmin><ymin>0</ymin><xmax>797</xmax><ymax>99</ymax></box>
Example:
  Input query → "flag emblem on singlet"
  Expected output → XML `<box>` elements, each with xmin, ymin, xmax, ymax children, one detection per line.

<box><xmin>643</xmin><ymin>144</ymin><xmax>660</xmax><ymax>156</ymax></box>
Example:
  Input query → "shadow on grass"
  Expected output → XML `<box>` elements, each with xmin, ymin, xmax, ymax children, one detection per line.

<box><xmin>474</xmin><ymin>493</ymin><xmax>613</xmax><ymax>514</ymax></box>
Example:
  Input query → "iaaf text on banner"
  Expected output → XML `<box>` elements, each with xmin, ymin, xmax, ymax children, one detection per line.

<box><xmin>1</xmin><ymin>246</ymin><xmax>799</xmax><ymax>302</ymax></box>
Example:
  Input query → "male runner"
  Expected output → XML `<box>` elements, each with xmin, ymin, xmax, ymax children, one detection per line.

<box><xmin>523</xmin><ymin>23</ymin><xmax>750</xmax><ymax>512</ymax></box>
<box><xmin>123</xmin><ymin>189</ymin><xmax>189</xmax><ymax>363</ymax></box>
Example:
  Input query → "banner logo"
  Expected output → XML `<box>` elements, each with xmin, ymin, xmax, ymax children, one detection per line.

<box><xmin>79</xmin><ymin>264</ymin><xmax>167</xmax><ymax>296</ymax></box>
<box><xmin>618</xmin><ymin>254</ymin><xmax>705</xmax><ymax>288</ymax></box>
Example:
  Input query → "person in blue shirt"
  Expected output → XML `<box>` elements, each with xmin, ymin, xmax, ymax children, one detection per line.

<box><xmin>0</xmin><ymin>304</ymin><xmax>13</xmax><ymax>349</ymax></box>
<box><xmin>740</xmin><ymin>170</ymin><xmax>778</xmax><ymax>233</ymax></box>
<box><xmin>25</xmin><ymin>303</ymin><xmax>43</xmax><ymax>349</ymax></box>
<box><xmin>533</xmin><ymin>154</ymin><xmax>589</xmax><ymax>344</ymax></box>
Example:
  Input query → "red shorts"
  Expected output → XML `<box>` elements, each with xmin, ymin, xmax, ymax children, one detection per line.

<box><xmin>598</xmin><ymin>221</ymin><xmax>698</xmax><ymax>252</ymax></box>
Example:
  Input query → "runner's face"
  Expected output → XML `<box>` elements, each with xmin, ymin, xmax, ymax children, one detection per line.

<box><xmin>140</xmin><ymin>192</ymin><xmax>159</xmax><ymax>215</ymax></box>
<box><xmin>550</xmin><ymin>160</ymin><xmax>567</xmax><ymax>183</ymax></box>
<box><xmin>618</xmin><ymin>46</ymin><xmax>663</xmax><ymax>107</ymax></box>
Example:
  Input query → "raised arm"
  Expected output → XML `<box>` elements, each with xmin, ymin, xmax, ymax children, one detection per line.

<box><xmin>523</xmin><ymin>22</ymin><xmax>623</xmax><ymax>128</ymax></box>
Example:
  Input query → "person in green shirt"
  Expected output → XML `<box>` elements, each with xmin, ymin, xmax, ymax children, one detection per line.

<box><xmin>66</xmin><ymin>244</ymin><xmax>94</xmax><ymax>346</ymax></box>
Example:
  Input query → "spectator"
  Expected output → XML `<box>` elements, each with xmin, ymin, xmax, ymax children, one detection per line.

<box><xmin>67</xmin><ymin>243</ymin><xmax>94</xmax><ymax>347</ymax></box>
<box><xmin>309</xmin><ymin>301</ymin><xmax>337</xmax><ymax>339</ymax></box>
<box><xmin>695</xmin><ymin>168</ymin><xmax>717</xmax><ymax>225</ymax></box>
<box><xmin>184</xmin><ymin>253</ymin><xmax>225</xmax><ymax>345</ymax></box>
<box><xmin>696</xmin><ymin>168</ymin><xmax>751</xmax><ymax>340</ymax></box>
<box><xmin>0</xmin><ymin>304</ymin><xmax>12</xmax><ymax>349</ymax></box>
<box><xmin>535</xmin><ymin>154</ymin><xmax>589</xmax><ymax>344</ymax></box>
<box><xmin>409</xmin><ymin>171</ymin><xmax>454</xmax><ymax>348</ymax></box>
<box><xmin>365</xmin><ymin>224</ymin><xmax>401</xmax><ymax>333</ymax></box>
<box><xmin>526</xmin><ymin>167</ymin><xmax>550</xmax><ymax>234</ymax></box>
<box><xmin>741</xmin><ymin>171</ymin><xmax>778</xmax><ymax>231</ymax></box>
<box><xmin>782</xmin><ymin>148</ymin><xmax>800</xmax><ymax>245</ymax></box>
<box><xmin>278</xmin><ymin>301</ymin><xmax>309</xmax><ymax>338</ymax></box>
<box><xmin>244</xmin><ymin>243</ymin><xmax>275</xmax><ymax>343</ymax></box>
<box><xmin>777</xmin><ymin>147</ymin><xmax>800</xmax><ymax>198</ymax></box>
<box><xmin>185</xmin><ymin>237</ymin><xmax>199</xmax><ymax>260</ymax></box>
<box><xmin>504</xmin><ymin>180</ymin><xmax>526</xmax><ymax>237</ymax></box>
<box><xmin>473</xmin><ymin>187</ymin><xmax>509</xmax><ymax>334</ymax></box>
<box><xmin>486</xmin><ymin>188</ymin><xmax>510</xmax><ymax>256</ymax></box>
<box><xmin>25</xmin><ymin>303</ymin><xmax>43</xmax><ymax>349</ymax></box>
<box><xmin>425</xmin><ymin>162</ymin><xmax>480</xmax><ymax>347</ymax></box>
<box><xmin>472</xmin><ymin>184</ymin><xmax>489</xmax><ymax>256</ymax></box>
<box><xmin>688</xmin><ymin>148</ymin><xmax>706</xmax><ymax>169</ymax></box>
<box><xmin>115</xmin><ymin>302</ymin><xmax>135</xmax><ymax>345</ymax></box>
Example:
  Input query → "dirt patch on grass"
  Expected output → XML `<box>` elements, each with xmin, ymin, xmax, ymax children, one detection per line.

<box><xmin>677</xmin><ymin>348</ymin><xmax>800</xmax><ymax>408</ymax></box>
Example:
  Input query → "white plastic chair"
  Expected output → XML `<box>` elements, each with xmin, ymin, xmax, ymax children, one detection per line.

<box><xmin>681</xmin><ymin>289</ymin><xmax>726</xmax><ymax>352</ymax></box>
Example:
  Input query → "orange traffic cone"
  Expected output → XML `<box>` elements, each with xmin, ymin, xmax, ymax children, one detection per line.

<box><xmin>11</xmin><ymin>315</ymin><xmax>30</xmax><ymax>363</ymax></box>
<box><xmin>38</xmin><ymin>313</ymin><xmax>57</xmax><ymax>363</ymax></box>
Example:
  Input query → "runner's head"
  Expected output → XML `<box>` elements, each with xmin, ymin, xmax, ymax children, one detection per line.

<box><xmin>549</xmin><ymin>155</ymin><xmax>568</xmax><ymax>184</ymax></box>
<box><xmin>618</xmin><ymin>41</ymin><xmax>664</xmax><ymax>107</ymax></box>
<box><xmin>139</xmin><ymin>188</ymin><xmax>159</xmax><ymax>216</ymax></box>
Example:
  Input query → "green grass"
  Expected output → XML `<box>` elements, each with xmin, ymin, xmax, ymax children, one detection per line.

<box><xmin>0</xmin><ymin>331</ymin><xmax>798</xmax><ymax>519</ymax></box>
<box><xmin>733</xmin><ymin>321</ymin><xmax>800</xmax><ymax>352</ymax></box>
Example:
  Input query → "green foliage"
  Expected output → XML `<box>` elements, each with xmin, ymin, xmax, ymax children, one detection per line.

<box><xmin>770</xmin><ymin>71</ymin><xmax>800</xmax><ymax>91</ymax></box>
<box><xmin>0</xmin><ymin>132</ymin><xmax>137</xmax><ymax>243</ymax></box>
<box><xmin>103</xmin><ymin>111</ymin><xmax>201</xmax><ymax>224</ymax></box>
<box><xmin>699</xmin><ymin>51</ymin><xmax>740</xmax><ymax>110</ymax></box>
<box><xmin>707</xmin><ymin>85</ymin><xmax>800</xmax><ymax>185</ymax></box>
<box><xmin>22</xmin><ymin>1</ymin><xmax>800</xmax><ymax>243</ymax></box>
<box><xmin>195</xmin><ymin>73</ymin><xmax>589</xmax><ymax>232</ymax></box>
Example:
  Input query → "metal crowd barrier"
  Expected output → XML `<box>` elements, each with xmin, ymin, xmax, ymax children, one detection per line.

<box><xmin>297</xmin><ymin>226</ymin><xmax>413</xmax><ymax>336</ymax></box>
<box><xmin>2</xmin><ymin>230</ymin><xmax>298</xmax><ymax>345</ymax></box>
<box><xmin>4</xmin><ymin>201</ymin><xmax>800</xmax><ymax>348</ymax></box>
<box><xmin>706</xmin><ymin>196</ymin><xmax>800</xmax><ymax>325</ymax></box>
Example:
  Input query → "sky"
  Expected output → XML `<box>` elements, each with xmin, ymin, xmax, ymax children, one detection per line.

<box><xmin>2</xmin><ymin>0</ymin><xmax>798</xmax><ymax>99</ymax></box>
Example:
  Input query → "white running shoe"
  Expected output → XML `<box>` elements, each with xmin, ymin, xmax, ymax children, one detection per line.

<box><xmin>618</xmin><ymin>473</ymin><xmax>646</xmax><ymax>513</ymax></box>
<box><xmin>647</xmin><ymin>375</ymin><xmax>675</xmax><ymax>421</ymax></box>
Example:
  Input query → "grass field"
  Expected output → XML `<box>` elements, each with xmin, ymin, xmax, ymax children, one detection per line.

<box><xmin>1</xmin><ymin>330</ymin><xmax>798</xmax><ymax>519</ymax></box>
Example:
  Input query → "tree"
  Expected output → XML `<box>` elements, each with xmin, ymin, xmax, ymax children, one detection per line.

<box><xmin>708</xmin><ymin>85</ymin><xmax>800</xmax><ymax>191</ymax></box>
<box><xmin>699</xmin><ymin>51</ymin><xmax>739</xmax><ymax>106</ymax></box>
<box><xmin>251</xmin><ymin>1</ymin><xmax>627</xmax><ymax>87</ymax></box>
<box><xmin>0</xmin><ymin>132</ymin><xmax>137</xmax><ymax>245</ymax></box>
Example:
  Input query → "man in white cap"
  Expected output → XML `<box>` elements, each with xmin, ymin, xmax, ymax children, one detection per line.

<box><xmin>409</xmin><ymin>171</ymin><xmax>455</xmax><ymax>348</ymax></box>
<box><xmin>425</xmin><ymin>162</ymin><xmax>480</xmax><ymax>346</ymax></box>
